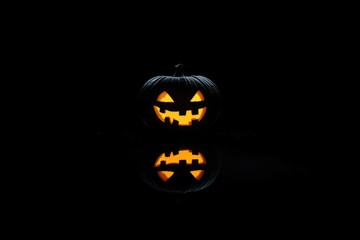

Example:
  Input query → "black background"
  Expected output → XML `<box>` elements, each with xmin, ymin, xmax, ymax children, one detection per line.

<box><xmin>26</xmin><ymin>4</ymin><xmax>349</xmax><ymax>236</ymax></box>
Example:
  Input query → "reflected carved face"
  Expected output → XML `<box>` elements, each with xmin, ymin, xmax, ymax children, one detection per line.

<box><xmin>154</xmin><ymin>149</ymin><xmax>207</xmax><ymax>182</ymax></box>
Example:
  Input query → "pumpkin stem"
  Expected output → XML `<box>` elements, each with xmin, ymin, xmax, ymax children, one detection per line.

<box><xmin>173</xmin><ymin>63</ymin><xmax>184</xmax><ymax>76</ymax></box>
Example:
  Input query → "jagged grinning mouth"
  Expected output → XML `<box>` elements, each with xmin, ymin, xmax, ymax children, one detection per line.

<box><xmin>153</xmin><ymin>106</ymin><xmax>207</xmax><ymax>126</ymax></box>
<box><xmin>154</xmin><ymin>149</ymin><xmax>206</xmax><ymax>181</ymax></box>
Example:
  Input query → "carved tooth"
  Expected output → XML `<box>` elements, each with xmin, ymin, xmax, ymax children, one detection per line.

<box><xmin>173</xmin><ymin>120</ymin><xmax>179</xmax><ymax>126</ymax></box>
<box><xmin>179</xmin><ymin>110</ymin><xmax>186</xmax><ymax>116</ymax></box>
<box><xmin>192</xmin><ymin>108</ymin><xmax>199</xmax><ymax>115</ymax></box>
<box><xmin>160</xmin><ymin>108</ymin><xmax>166</xmax><ymax>113</ymax></box>
<box><xmin>192</xmin><ymin>119</ymin><xmax>199</xmax><ymax>125</ymax></box>
<box><xmin>179</xmin><ymin>160</ymin><xmax>186</xmax><ymax>165</ymax></box>
<box><xmin>165</xmin><ymin>117</ymin><xmax>171</xmax><ymax>125</ymax></box>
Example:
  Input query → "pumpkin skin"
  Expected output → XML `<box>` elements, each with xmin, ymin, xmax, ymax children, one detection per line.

<box><xmin>138</xmin><ymin>65</ymin><xmax>221</xmax><ymax>134</ymax></box>
<box><xmin>138</xmin><ymin>142</ymin><xmax>220</xmax><ymax>193</ymax></box>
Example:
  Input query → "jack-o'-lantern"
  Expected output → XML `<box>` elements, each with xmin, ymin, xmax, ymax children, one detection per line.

<box><xmin>138</xmin><ymin>64</ymin><xmax>221</xmax><ymax>133</ymax></box>
<box><xmin>138</xmin><ymin>142</ymin><xmax>220</xmax><ymax>193</ymax></box>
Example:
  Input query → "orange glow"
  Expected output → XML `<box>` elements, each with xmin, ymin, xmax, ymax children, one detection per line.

<box><xmin>153</xmin><ymin>91</ymin><xmax>206</xmax><ymax>126</ymax></box>
<box><xmin>154</xmin><ymin>149</ymin><xmax>206</xmax><ymax>182</ymax></box>
<box><xmin>157</xmin><ymin>91</ymin><xmax>175</xmax><ymax>102</ymax></box>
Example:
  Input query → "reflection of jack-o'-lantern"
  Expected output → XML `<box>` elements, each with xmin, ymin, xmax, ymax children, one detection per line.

<box><xmin>138</xmin><ymin>64</ymin><xmax>221</xmax><ymax>133</ymax></box>
<box><xmin>154</xmin><ymin>149</ymin><xmax>207</xmax><ymax>182</ymax></box>
<box><xmin>138</xmin><ymin>142</ymin><xmax>220</xmax><ymax>193</ymax></box>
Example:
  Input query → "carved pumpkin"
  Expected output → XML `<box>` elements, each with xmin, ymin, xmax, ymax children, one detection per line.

<box><xmin>138</xmin><ymin>64</ymin><xmax>221</xmax><ymax>133</ymax></box>
<box><xmin>138</xmin><ymin>142</ymin><xmax>220</xmax><ymax>193</ymax></box>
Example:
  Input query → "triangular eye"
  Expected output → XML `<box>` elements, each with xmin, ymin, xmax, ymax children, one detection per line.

<box><xmin>190</xmin><ymin>90</ymin><xmax>205</xmax><ymax>102</ymax></box>
<box><xmin>157</xmin><ymin>171</ymin><xmax>174</xmax><ymax>182</ymax></box>
<box><xmin>157</xmin><ymin>91</ymin><xmax>174</xmax><ymax>102</ymax></box>
<box><xmin>190</xmin><ymin>170</ymin><xmax>205</xmax><ymax>180</ymax></box>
